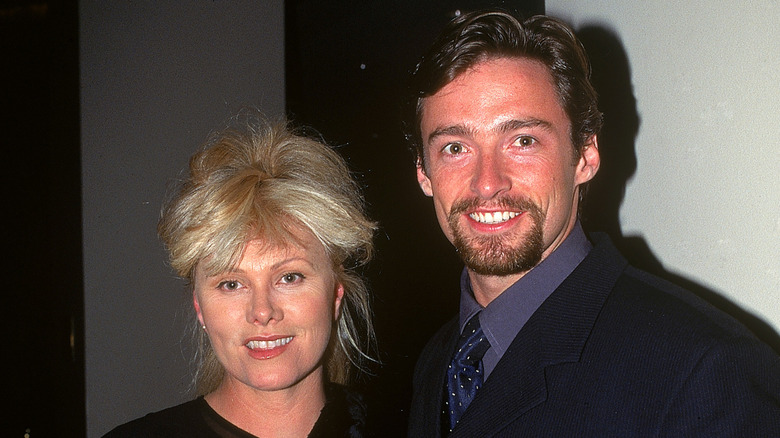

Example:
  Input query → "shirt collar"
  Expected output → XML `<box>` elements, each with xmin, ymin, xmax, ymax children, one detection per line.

<box><xmin>459</xmin><ymin>222</ymin><xmax>592</xmax><ymax>357</ymax></box>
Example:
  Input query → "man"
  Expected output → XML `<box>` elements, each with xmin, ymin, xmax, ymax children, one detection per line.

<box><xmin>405</xmin><ymin>10</ymin><xmax>780</xmax><ymax>437</ymax></box>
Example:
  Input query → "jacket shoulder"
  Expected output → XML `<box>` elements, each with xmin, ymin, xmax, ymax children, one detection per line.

<box><xmin>413</xmin><ymin>316</ymin><xmax>458</xmax><ymax>382</ymax></box>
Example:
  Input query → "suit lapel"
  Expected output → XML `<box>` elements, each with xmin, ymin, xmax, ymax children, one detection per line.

<box><xmin>451</xmin><ymin>234</ymin><xmax>628</xmax><ymax>437</ymax></box>
<box><xmin>414</xmin><ymin>317</ymin><xmax>460</xmax><ymax>437</ymax></box>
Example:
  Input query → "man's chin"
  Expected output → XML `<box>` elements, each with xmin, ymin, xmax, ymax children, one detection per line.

<box><xmin>448</xmin><ymin>197</ymin><xmax>546</xmax><ymax>276</ymax></box>
<box><xmin>455</xmin><ymin>235</ymin><xmax>543</xmax><ymax>276</ymax></box>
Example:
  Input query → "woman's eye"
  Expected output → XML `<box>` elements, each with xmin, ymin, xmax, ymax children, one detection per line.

<box><xmin>442</xmin><ymin>142</ymin><xmax>465</xmax><ymax>155</ymax></box>
<box><xmin>280</xmin><ymin>273</ymin><xmax>304</xmax><ymax>284</ymax></box>
<box><xmin>217</xmin><ymin>280</ymin><xmax>242</xmax><ymax>291</ymax></box>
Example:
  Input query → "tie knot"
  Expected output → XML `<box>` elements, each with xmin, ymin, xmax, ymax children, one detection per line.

<box><xmin>454</xmin><ymin>315</ymin><xmax>490</xmax><ymax>365</ymax></box>
<box><xmin>443</xmin><ymin>313</ymin><xmax>491</xmax><ymax>434</ymax></box>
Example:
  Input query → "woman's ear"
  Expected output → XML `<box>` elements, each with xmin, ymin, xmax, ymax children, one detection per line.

<box><xmin>193</xmin><ymin>290</ymin><xmax>204</xmax><ymax>327</ymax></box>
<box><xmin>333</xmin><ymin>282</ymin><xmax>345</xmax><ymax>320</ymax></box>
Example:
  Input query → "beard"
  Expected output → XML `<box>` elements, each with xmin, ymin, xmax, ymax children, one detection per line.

<box><xmin>448</xmin><ymin>196</ymin><xmax>545</xmax><ymax>276</ymax></box>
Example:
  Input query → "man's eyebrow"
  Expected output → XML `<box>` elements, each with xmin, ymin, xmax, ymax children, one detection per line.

<box><xmin>498</xmin><ymin>118</ymin><xmax>553</xmax><ymax>133</ymax></box>
<box><xmin>426</xmin><ymin>118</ymin><xmax>553</xmax><ymax>145</ymax></box>
<box><xmin>426</xmin><ymin>124</ymin><xmax>473</xmax><ymax>145</ymax></box>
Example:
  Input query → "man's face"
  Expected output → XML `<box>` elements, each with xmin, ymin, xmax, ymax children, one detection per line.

<box><xmin>417</xmin><ymin>57</ymin><xmax>599</xmax><ymax>276</ymax></box>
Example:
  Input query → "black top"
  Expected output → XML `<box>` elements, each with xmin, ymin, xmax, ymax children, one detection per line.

<box><xmin>104</xmin><ymin>384</ymin><xmax>365</xmax><ymax>437</ymax></box>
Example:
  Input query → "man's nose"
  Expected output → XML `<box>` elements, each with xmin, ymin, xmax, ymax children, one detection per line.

<box><xmin>470</xmin><ymin>149</ymin><xmax>511</xmax><ymax>199</ymax></box>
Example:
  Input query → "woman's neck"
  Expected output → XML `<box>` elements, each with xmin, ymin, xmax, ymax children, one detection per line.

<box><xmin>205</xmin><ymin>374</ymin><xmax>327</xmax><ymax>438</ymax></box>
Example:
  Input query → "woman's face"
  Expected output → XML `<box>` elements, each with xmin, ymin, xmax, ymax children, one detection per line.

<box><xmin>193</xmin><ymin>228</ymin><xmax>343</xmax><ymax>395</ymax></box>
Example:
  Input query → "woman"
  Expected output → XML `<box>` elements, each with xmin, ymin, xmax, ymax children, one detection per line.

<box><xmin>105</xmin><ymin>112</ymin><xmax>377</xmax><ymax>437</ymax></box>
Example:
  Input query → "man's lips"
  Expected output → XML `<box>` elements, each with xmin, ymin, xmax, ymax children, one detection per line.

<box><xmin>468</xmin><ymin>210</ymin><xmax>521</xmax><ymax>225</ymax></box>
<box><xmin>451</xmin><ymin>196</ymin><xmax>533</xmax><ymax>225</ymax></box>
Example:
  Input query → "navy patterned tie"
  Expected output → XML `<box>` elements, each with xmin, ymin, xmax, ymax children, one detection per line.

<box><xmin>443</xmin><ymin>313</ymin><xmax>491</xmax><ymax>435</ymax></box>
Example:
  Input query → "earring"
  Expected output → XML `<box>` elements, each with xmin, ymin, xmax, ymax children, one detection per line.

<box><xmin>201</xmin><ymin>324</ymin><xmax>206</xmax><ymax>331</ymax></box>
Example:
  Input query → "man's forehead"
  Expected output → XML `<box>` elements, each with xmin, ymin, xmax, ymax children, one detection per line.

<box><xmin>420</xmin><ymin>57</ymin><xmax>558</xmax><ymax>112</ymax></box>
<box><xmin>419</xmin><ymin>62</ymin><xmax>568</xmax><ymax>139</ymax></box>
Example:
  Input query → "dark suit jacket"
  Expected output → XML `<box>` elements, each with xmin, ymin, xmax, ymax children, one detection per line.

<box><xmin>408</xmin><ymin>234</ymin><xmax>780</xmax><ymax>437</ymax></box>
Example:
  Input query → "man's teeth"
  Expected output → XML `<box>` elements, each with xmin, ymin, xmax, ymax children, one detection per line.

<box><xmin>470</xmin><ymin>211</ymin><xmax>519</xmax><ymax>224</ymax></box>
<box><xmin>246</xmin><ymin>337</ymin><xmax>293</xmax><ymax>350</ymax></box>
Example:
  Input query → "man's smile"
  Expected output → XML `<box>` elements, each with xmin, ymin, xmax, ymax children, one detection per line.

<box><xmin>468</xmin><ymin>211</ymin><xmax>521</xmax><ymax>225</ymax></box>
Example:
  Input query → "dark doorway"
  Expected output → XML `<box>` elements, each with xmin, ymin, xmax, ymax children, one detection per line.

<box><xmin>1</xmin><ymin>1</ymin><xmax>84</xmax><ymax>435</ymax></box>
<box><xmin>285</xmin><ymin>2</ymin><xmax>543</xmax><ymax>434</ymax></box>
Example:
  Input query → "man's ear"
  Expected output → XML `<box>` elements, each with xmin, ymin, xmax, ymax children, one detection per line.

<box><xmin>416</xmin><ymin>157</ymin><xmax>433</xmax><ymax>197</ymax></box>
<box><xmin>575</xmin><ymin>135</ymin><xmax>601</xmax><ymax>185</ymax></box>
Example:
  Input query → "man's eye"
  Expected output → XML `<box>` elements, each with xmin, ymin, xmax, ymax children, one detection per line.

<box><xmin>280</xmin><ymin>273</ymin><xmax>304</xmax><ymax>284</ymax></box>
<box><xmin>442</xmin><ymin>142</ymin><xmax>465</xmax><ymax>155</ymax></box>
<box><xmin>514</xmin><ymin>136</ymin><xmax>536</xmax><ymax>147</ymax></box>
<box><xmin>217</xmin><ymin>280</ymin><xmax>242</xmax><ymax>291</ymax></box>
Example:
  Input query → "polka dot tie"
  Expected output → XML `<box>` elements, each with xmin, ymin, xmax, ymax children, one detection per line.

<box><xmin>442</xmin><ymin>313</ymin><xmax>491</xmax><ymax>435</ymax></box>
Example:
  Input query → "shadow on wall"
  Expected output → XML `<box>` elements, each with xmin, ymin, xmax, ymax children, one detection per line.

<box><xmin>577</xmin><ymin>25</ymin><xmax>780</xmax><ymax>355</ymax></box>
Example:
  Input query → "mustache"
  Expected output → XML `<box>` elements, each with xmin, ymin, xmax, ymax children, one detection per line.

<box><xmin>449</xmin><ymin>196</ymin><xmax>539</xmax><ymax>217</ymax></box>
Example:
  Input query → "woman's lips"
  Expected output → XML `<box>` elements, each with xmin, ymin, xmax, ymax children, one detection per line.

<box><xmin>245</xmin><ymin>336</ymin><xmax>293</xmax><ymax>359</ymax></box>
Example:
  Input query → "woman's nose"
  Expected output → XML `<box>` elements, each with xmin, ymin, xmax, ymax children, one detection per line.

<box><xmin>247</xmin><ymin>287</ymin><xmax>282</xmax><ymax>325</ymax></box>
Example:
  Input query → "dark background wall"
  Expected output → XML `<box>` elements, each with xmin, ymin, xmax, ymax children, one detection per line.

<box><xmin>285</xmin><ymin>1</ymin><xmax>543</xmax><ymax>433</ymax></box>
<box><xmin>1</xmin><ymin>1</ymin><xmax>83</xmax><ymax>435</ymax></box>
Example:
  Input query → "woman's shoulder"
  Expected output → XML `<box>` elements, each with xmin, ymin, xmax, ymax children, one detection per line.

<box><xmin>102</xmin><ymin>397</ymin><xmax>213</xmax><ymax>437</ymax></box>
<box><xmin>308</xmin><ymin>384</ymin><xmax>367</xmax><ymax>438</ymax></box>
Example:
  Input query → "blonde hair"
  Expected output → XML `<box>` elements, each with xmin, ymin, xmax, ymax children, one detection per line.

<box><xmin>158</xmin><ymin>111</ymin><xmax>377</xmax><ymax>394</ymax></box>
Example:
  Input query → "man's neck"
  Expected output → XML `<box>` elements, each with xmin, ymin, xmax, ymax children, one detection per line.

<box><xmin>468</xmin><ymin>269</ymin><xmax>527</xmax><ymax>307</ymax></box>
<box><xmin>468</xmin><ymin>219</ymin><xmax>581</xmax><ymax>307</ymax></box>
